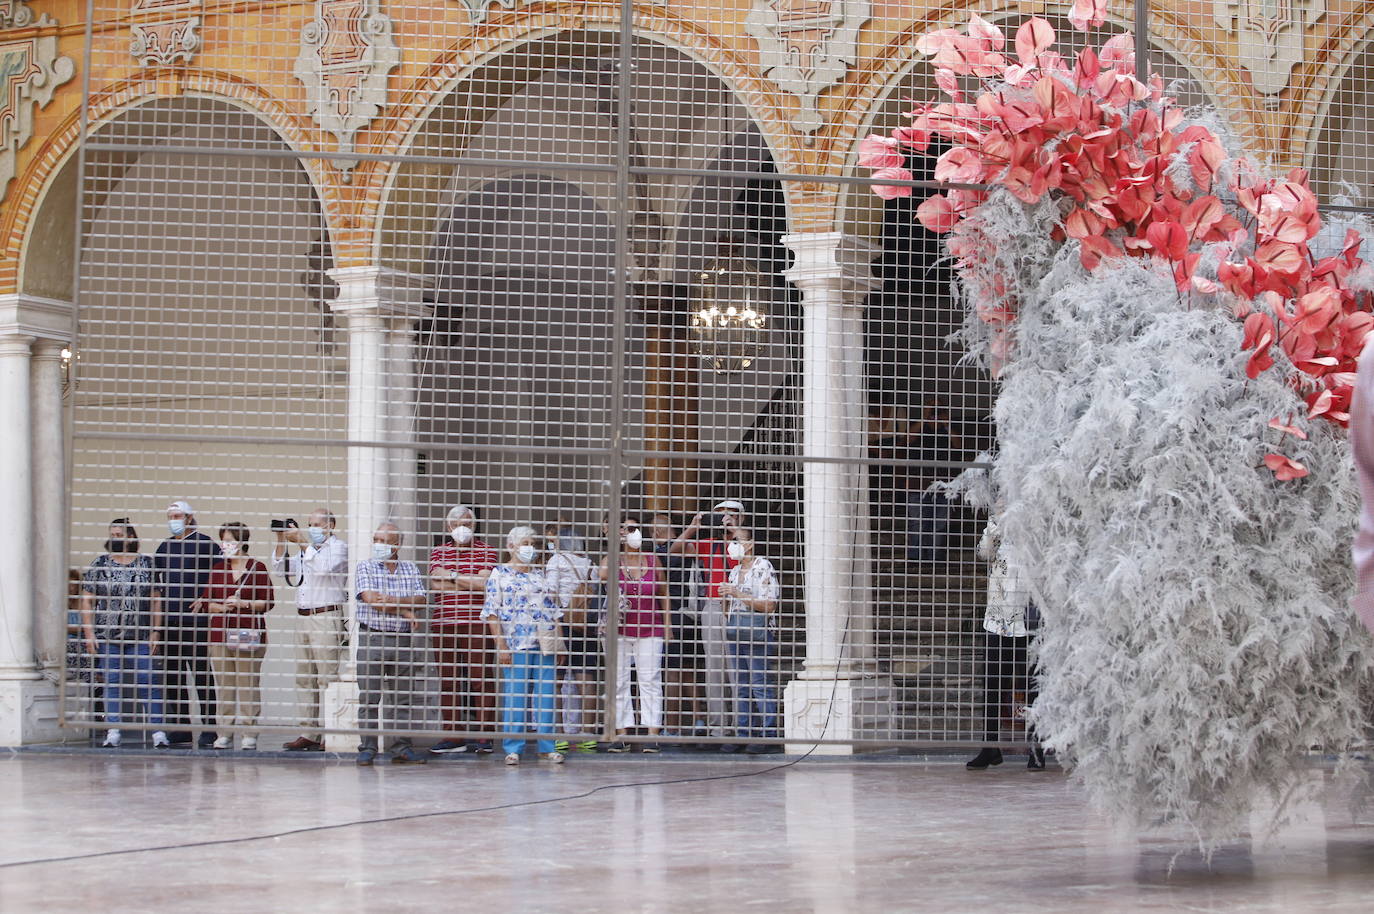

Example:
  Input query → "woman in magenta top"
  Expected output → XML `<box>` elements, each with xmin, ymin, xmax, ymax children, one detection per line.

<box><xmin>600</xmin><ymin>515</ymin><xmax>672</xmax><ymax>752</ymax></box>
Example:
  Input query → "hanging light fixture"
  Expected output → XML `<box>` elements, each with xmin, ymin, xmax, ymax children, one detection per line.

<box><xmin>689</xmin><ymin>234</ymin><xmax>771</xmax><ymax>374</ymax></box>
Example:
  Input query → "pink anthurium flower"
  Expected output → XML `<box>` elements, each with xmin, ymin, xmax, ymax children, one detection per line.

<box><xmin>915</xmin><ymin>193</ymin><xmax>958</xmax><ymax>233</ymax></box>
<box><xmin>1263</xmin><ymin>454</ymin><xmax>1309</xmax><ymax>481</ymax></box>
<box><xmin>1268</xmin><ymin>417</ymin><xmax>1308</xmax><ymax>440</ymax></box>
<box><xmin>1014</xmin><ymin>18</ymin><xmax>1056</xmax><ymax>66</ymax></box>
<box><xmin>872</xmin><ymin>167</ymin><xmax>914</xmax><ymax>199</ymax></box>
<box><xmin>858</xmin><ymin>135</ymin><xmax>904</xmax><ymax>170</ymax></box>
<box><xmin>1069</xmin><ymin>0</ymin><xmax>1108</xmax><ymax>31</ymax></box>
<box><xmin>934</xmin><ymin>147</ymin><xmax>984</xmax><ymax>184</ymax></box>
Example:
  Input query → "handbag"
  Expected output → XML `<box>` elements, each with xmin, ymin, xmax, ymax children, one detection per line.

<box><xmin>537</xmin><ymin>621</ymin><xmax>565</xmax><ymax>656</ymax></box>
<box><xmin>220</xmin><ymin>574</ymin><xmax>264</xmax><ymax>652</ymax></box>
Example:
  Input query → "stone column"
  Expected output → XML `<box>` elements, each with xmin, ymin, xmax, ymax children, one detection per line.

<box><xmin>324</xmin><ymin>266</ymin><xmax>429</xmax><ymax>750</ymax></box>
<box><xmin>0</xmin><ymin>294</ymin><xmax>74</xmax><ymax>746</ymax></box>
<box><xmin>780</xmin><ymin>232</ymin><xmax>889</xmax><ymax>754</ymax></box>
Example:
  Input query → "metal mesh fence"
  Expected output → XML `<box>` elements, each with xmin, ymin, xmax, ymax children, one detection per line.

<box><xmin>54</xmin><ymin>0</ymin><xmax>1374</xmax><ymax>755</ymax></box>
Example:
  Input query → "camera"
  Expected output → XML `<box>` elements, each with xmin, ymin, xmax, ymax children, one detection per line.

<box><xmin>270</xmin><ymin>518</ymin><xmax>298</xmax><ymax>531</ymax></box>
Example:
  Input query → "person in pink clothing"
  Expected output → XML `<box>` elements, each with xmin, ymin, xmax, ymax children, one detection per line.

<box><xmin>1350</xmin><ymin>341</ymin><xmax>1374</xmax><ymax>632</ymax></box>
<box><xmin>599</xmin><ymin>515</ymin><xmax>672</xmax><ymax>752</ymax></box>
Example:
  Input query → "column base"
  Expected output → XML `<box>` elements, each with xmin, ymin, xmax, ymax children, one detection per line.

<box><xmin>323</xmin><ymin>679</ymin><xmax>359</xmax><ymax>753</ymax></box>
<box><xmin>783</xmin><ymin>675</ymin><xmax>894</xmax><ymax>756</ymax></box>
<box><xmin>0</xmin><ymin>673</ymin><xmax>66</xmax><ymax>746</ymax></box>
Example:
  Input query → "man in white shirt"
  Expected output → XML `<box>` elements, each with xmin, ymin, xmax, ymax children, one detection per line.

<box><xmin>272</xmin><ymin>508</ymin><xmax>349</xmax><ymax>751</ymax></box>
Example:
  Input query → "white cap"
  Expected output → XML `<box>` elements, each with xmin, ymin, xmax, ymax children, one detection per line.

<box><xmin>713</xmin><ymin>499</ymin><xmax>745</xmax><ymax>513</ymax></box>
<box><xmin>168</xmin><ymin>499</ymin><xmax>194</xmax><ymax>516</ymax></box>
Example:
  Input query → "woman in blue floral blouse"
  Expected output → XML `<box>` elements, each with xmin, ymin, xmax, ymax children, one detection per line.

<box><xmin>483</xmin><ymin>526</ymin><xmax>565</xmax><ymax>765</ymax></box>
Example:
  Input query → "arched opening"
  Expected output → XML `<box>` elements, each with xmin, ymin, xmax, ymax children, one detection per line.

<box><xmin>1308</xmin><ymin>40</ymin><xmax>1374</xmax><ymax>205</ymax></box>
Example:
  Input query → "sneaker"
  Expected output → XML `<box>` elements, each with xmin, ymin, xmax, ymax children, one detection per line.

<box><xmin>241</xmin><ymin>737</ymin><xmax>257</xmax><ymax>751</ymax></box>
<box><xmin>504</xmin><ymin>752</ymin><xmax>521</xmax><ymax>766</ymax></box>
<box><xmin>101</xmin><ymin>729</ymin><xmax>121</xmax><ymax>748</ymax></box>
<box><xmin>473</xmin><ymin>741</ymin><xmax>494</xmax><ymax>755</ymax></box>
<box><xmin>640</xmin><ymin>743</ymin><xmax>660</xmax><ymax>754</ymax></box>
<box><xmin>965</xmin><ymin>748</ymin><xmax>1003</xmax><ymax>770</ymax></box>
<box><xmin>1027</xmin><ymin>747</ymin><xmax>1047</xmax><ymax>770</ymax></box>
<box><xmin>745</xmin><ymin>743</ymin><xmax>782</xmax><ymax>755</ymax></box>
<box><xmin>540</xmin><ymin>752</ymin><xmax>566</xmax><ymax>764</ymax></box>
<box><xmin>576</xmin><ymin>740</ymin><xmax>600</xmax><ymax>753</ymax></box>
<box><xmin>390</xmin><ymin>747</ymin><xmax>428</xmax><ymax>765</ymax></box>
<box><xmin>212</xmin><ymin>736</ymin><xmax>231</xmax><ymax>750</ymax></box>
<box><xmin>606</xmin><ymin>741</ymin><xmax>630</xmax><ymax>753</ymax></box>
<box><xmin>555</xmin><ymin>740</ymin><xmax>570</xmax><ymax>752</ymax></box>
<box><xmin>356</xmin><ymin>749</ymin><xmax>376</xmax><ymax>767</ymax></box>
<box><xmin>151</xmin><ymin>731</ymin><xmax>170</xmax><ymax>749</ymax></box>
<box><xmin>428</xmin><ymin>739</ymin><xmax>467</xmax><ymax>754</ymax></box>
<box><xmin>197</xmin><ymin>733</ymin><xmax>218</xmax><ymax>750</ymax></box>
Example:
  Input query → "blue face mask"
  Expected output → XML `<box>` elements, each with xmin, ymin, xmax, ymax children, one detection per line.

<box><xmin>308</xmin><ymin>526</ymin><xmax>328</xmax><ymax>546</ymax></box>
<box><xmin>371</xmin><ymin>542</ymin><xmax>393</xmax><ymax>561</ymax></box>
<box><xmin>168</xmin><ymin>518</ymin><xmax>186</xmax><ymax>537</ymax></box>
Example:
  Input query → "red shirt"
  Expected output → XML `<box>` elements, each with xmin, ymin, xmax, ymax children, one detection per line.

<box><xmin>429</xmin><ymin>540</ymin><xmax>499</xmax><ymax>625</ymax></box>
<box><xmin>200</xmin><ymin>559</ymin><xmax>274</xmax><ymax>644</ymax></box>
<box><xmin>695</xmin><ymin>538</ymin><xmax>738</xmax><ymax>600</ymax></box>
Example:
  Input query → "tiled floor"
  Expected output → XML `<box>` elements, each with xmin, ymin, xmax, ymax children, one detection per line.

<box><xmin>3</xmin><ymin>750</ymin><xmax>1373</xmax><ymax>912</ymax></box>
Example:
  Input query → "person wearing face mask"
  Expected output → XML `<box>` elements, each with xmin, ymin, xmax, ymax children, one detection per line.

<box><xmin>483</xmin><ymin>526</ymin><xmax>565</xmax><ymax>765</ymax></box>
<box><xmin>199</xmin><ymin>523</ymin><xmax>274</xmax><ymax>750</ymax></box>
<box><xmin>542</xmin><ymin>522</ymin><xmax>598</xmax><ymax>753</ymax></box>
<box><xmin>272</xmin><ymin>507</ymin><xmax>348</xmax><ymax>751</ymax></box>
<box><xmin>155</xmin><ymin>499</ymin><xmax>222</xmax><ymax>748</ymax></box>
<box><xmin>600</xmin><ymin>516</ymin><xmax>673</xmax><ymax>753</ymax></box>
<box><xmin>717</xmin><ymin>526</ymin><xmax>781</xmax><ymax>754</ymax></box>
<box><xmin>651</xmin><ymin>513</ymin><xmax>704</xmax><ymax>739</ymax></box>
<box><xmin>427</xmin><ymin>504</ymin><xmax>499</xmax><ymax>755</ymax></box>
<box><xmin>353</xmin><ymin>523</ymin><xmax>430</xmax><ymax>766</ymax></box>
<box><xmin>81</xmin><ymin>519</ymin><xmax>170</xmax><ymax>749</ymax></box>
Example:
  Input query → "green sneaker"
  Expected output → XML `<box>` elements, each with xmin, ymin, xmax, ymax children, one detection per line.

<box><xmin>576</xmin><ymin>740</ymin><xmax>600</xmax><ymax>753</ymax></box>
<box><xmin>555</xmin><ymin>740</ymin><xmax>570</xmax><ymax>752</ymax></box>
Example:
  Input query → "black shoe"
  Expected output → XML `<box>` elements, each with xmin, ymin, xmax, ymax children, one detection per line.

<box><xmin>196</xmin><ymin>733</ymin><xmax>217</xmax><ymax>750</ymax></box>
<box><xmin>966</xmin><ymin>748</ymin><xmax>1003</xmax><ymax>770</ymax></box>
<box><xmin>1027</xmin><ymin>747</ymin><xmax>1046</xmax><ymax>770</ymax></box>
<box><xmin>356</xmin><ymin>749</ymin><xmax>376</xmax><ymax>767</ymax></box>
<box><xmin>472</xmin><ymin>741</ymin><xmax>494</xmax><ymax>755</ymax></box>
<box><xmin>745</xmin><ymin>744</ymin><xmax>782</xmax><ymax>755</ymax></box>
<box><xmin>428</xmin><ymin>739</ymin><xmax>467</xmax><ymax>754</ymax></box>
<box><xmin>168</xmin><ymin>731</ymin><xmax>193</xmax><ymax>745</ymax></box>
<box><xmin>390</xmin><ymin>746</ymin><xmax>428</xmax><ymax>765</ymax></box>
<box><xmin>719</xmin><ymin>744</ymin><xmax>742</xmax><ymax>754</ymax></box>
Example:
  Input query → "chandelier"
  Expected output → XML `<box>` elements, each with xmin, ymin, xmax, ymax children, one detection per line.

<box><xmin>689</xmin><ymin>235</ymin><xmax>771</xmax><ymax>374</ymax></box>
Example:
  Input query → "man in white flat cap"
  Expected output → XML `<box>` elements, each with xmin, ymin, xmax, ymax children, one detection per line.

<box><xmin>155</xmin><ymin>499</ymin><xmax>222</xmax><ymax>748</ymax></box>
<box><xmin>671</xmin><ymin>499</ymin><xmax>745</xmax><ymax>740</ymax></box>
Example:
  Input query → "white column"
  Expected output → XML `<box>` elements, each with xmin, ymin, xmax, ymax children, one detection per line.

<box><xmin>0</xmin><ymin>294</ymin><xmax>74</xmax><ymax>746</ymax></box>
<box><xmin>324</xmin><ymin>267</ymin><xmax>429</xmax><ymax>750</ymax></box>
<box><xmin>781</xmin><ymin>232</ymin><xmax>889</xmax><ymax>754</ymax></box>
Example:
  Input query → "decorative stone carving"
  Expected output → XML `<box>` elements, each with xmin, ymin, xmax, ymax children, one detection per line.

<box><xmin>294</xmin><ymin>0</ymin><xmax>400</xmax><ymax>179</ymax></box>
<box><xmin>0</xmin><ymin>13</ymin><xmax>76</xmax><ymax>201</ymax></box>
<box><xmin>745</xmin><ymin>0</ymin><xmax>870</xmax><ymax>139</ymax></box>
<box><xmin>1213</xmin><ymin>0</ymin><xmax>1325</xmax><ymax>107</ymax></box>
<box><xmin>457</xmin><ymin>0</ymin><xmax>517</xmax><ymax>23</ymax></box>
<box><xmin>130</xmin><ymin>16</ymin><xmax>201</xmax><ymax>67</ymax></box>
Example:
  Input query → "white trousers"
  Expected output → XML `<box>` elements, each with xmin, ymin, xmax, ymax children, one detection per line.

<box><xmin>615</xmin><ymin>636</ymin><xmax>664</xmax><ymax>731</ymax></box>
<box><xmin>295</xmin><ymin>610</ymin><xmax>344</xmax><ymax>741</ymax></box>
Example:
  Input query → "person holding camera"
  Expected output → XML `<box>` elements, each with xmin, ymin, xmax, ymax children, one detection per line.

<box><xmin>718</xmin><ymin>525</ymin><xmax>780</xmax><ymax>754</ymax></box>
<box><xmin>155</xmin><ymin>499</ymin><xmax>222</xmax><ymax>748</ymax></box>
<box><xmin>201</xmin><ymin>522</ymin><xmax>273</xmax><ymax>751</ymax></box>
<box><xmin>354</xmin><ymin>522</ymin><xmax>430</xmax><ymax>766</ymax></box>
<box><xmin>427</xmin><ymin>504</ymin><xmax>500</xmax><ymax>754</ymax></box>
<box><xmin>272</xmin><ymin>508</ymin><xmax>348</xmax><ymax>752</ymax></box>
<box><xmin>670</xmin><ymin>499</ymin><xmax>745</xmax><ymax>739</ymax></box>
<box><xmin>543</xmin><ymin>522</ymin><xmax>597</xmax><ymax>752</ymax></box>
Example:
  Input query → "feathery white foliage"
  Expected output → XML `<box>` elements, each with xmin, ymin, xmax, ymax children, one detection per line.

<box><xmin>947</xmin><ymin>190</ymin><xmax>1373</xmax><ymax>847</ymax></box>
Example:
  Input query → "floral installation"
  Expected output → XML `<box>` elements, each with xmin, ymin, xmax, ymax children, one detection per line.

<box><xmin>867</xmin><ymin>5</ymin><xmax>1374</xmax><ymax>849</ymax></box>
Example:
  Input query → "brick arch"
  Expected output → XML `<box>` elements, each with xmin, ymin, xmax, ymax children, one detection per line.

<box><xmin>353</xmin><ymin>1</ymin><xmax>809</xmax><ymax>265</ymax></box>
<box><xmin>3</xmin><ymin>69</ymin><xmax>344</xmax><ymax>295</ymax></box>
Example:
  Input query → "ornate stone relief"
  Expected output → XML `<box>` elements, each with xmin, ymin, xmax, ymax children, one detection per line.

<box><xmin>1213</xmin><ymin>0</ymin><xmax>1325</xmax><ymax>107</ymax></box>
<box><xmin>457</xmin><ymin>0</ymin><xmax>518</xmax><ymax>23</ymax></box>
<box><xmin>294</xmin><ymin>0</ymin><xmax>400</xmax><ymax>179</ymax></box>
<box><xmin>1</xmin><ymin>8</ymin><xmax>76</xmax><ymax>200</ymax></box>
<box><xmin>745</xmin><ymin>0</ymin><xmax>871</xmax><ymax>139</ymax></box>
<box><xmin>130</xmin><ymin>0</ymin><xmax>201</xmax><ymax>69</ymax></box>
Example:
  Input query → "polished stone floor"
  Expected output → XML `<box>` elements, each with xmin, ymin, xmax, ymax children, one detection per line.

<box><xmin>3</xmin><ymin>750</ymin><xmax>1373</xmax><ymax>912</ymax></box>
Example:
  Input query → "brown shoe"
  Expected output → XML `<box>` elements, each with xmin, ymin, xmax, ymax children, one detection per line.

<box><xmin>282</xmin><ymin>736</ymin><xmax>325</xmax><ymax>752</ymax></box>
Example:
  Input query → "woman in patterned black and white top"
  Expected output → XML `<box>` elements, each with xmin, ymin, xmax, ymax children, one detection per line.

<box><xmin>718</xmin><ymin>526</ymin><xmax>780</xmax><ymax>754</ymax></box>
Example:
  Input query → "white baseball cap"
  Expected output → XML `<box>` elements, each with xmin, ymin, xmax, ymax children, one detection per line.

<box><xmin>167</xmin><ymin>499</ymin><xmax>194</xmax><ymax>516</ymax></box>
<box><xmin>713</xmin><ymin>499</ymin><xmax>745</xmax><ymax>513</ymax></box>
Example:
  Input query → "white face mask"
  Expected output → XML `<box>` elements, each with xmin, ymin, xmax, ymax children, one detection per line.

<box><xmin>220</xmin><ymin>540</ymin><xmax>240</xmax><ymax>558</ymax></box>
<box><xmin>372</xmin><ymin>542</ymin><xmax>395</xmax><ymax>561</ymax></box>
<box><xmin>452</xmin><ymin>525</ymin><xmax>474</xmax><ymax>545</ymax></box>
<box><xmin>727</xmin><ymin>541</ymin><xmax>746</xmax><ymax>561</ymax></box>
<box><xmin>515</xmin><ymin>544</ymin><xmax>537</xmax><ymax>564</ymax></box>
<box><xmin>624</xmin><ymin>530</ymin><xmax>643</xmax><ymax>551</ymax></box>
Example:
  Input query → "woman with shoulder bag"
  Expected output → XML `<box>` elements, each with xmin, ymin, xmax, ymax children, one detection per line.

<box><xmin>201</xmin><ymin>522</ymin><xmax>274</xmax><ymax>751</ymax></box>
<box><xmin>718</xmin><ymin>526</ymin><xmax>780</xmax><ymax>755</ymax></box>
<box><xmin>544</xmin><ymin>524</ymin><xmax>598</xmax><ymax>752</ymax></box>
<box><xmin>600</xmin><ymin>515</ymin><xmax>672</xmax><ymax>753</ymax></box>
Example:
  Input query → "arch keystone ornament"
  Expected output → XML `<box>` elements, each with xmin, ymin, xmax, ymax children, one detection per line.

<box><xmin>0</xmin><ymin>8</ymin><xmax>75</xmax><ymax>201</ymax></box>
<box><xmin>745</xmin><ymin>0</ymin><xmax>870</xmax><ymax>141</ymax></box>
<box><xmin>130</xmin><ymin>0</ymin><xmax>202</xmax><ymax>69</ymax></box>
<box><xmin>1213</xmin><ymin>0</ymin><xmax>1325</xmax><ymax>107</ymax></box>
<box><xmin>295</xmin><ymin>0</ymin><xmax>400</xmax><ymax>180</ymax></box>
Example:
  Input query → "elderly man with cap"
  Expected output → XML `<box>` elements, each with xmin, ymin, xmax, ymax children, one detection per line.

<box><xmin>155</xmin><ymin>498</ymin><xmax>222</xmax><ymax>747</ymax></box>
<box><xmin>672</xmin><ymin>498</ymin><xmax>745</xmax><ymax>740</ymax></box>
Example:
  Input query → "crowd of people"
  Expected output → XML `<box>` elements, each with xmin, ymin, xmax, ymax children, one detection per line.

<box><xmin>74</xmin><ymin>497</ymin><xmax>785</xmax><ymax>764</ymax></box>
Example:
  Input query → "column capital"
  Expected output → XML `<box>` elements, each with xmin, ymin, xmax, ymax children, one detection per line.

<box><xmin>781</xmin><ymin>232</ymin><xmax>883</xmax><ymax>304</ymax></box>
<box><xmin>0</xmin><ymin>294</ymin><xmax>75</xmax><ymax>344</ymax></box>
<box><xmin>326</xmin><ymin>266</ymin><xmax>431</xmax><ymax>323</ymax></box>
<box><xmin>0</xmin><ymin>334</ymin><xmax>35</xmax><ymax>357</ymax></box>
<box><xmin>30</xmin><ymin>338</ymin><xmax>67</xmax><ymax>361</ymax></box>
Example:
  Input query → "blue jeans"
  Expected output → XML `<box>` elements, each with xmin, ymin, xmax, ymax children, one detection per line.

<box><xmin>728</xmin><ymin>639</ymin><xmax>776</xmax><ymax>739</ymax></box>
<box><xmin>501</xmin><ymin>651</ymin><xmax>557</xmax><ymax>756</ymax></box>
<box><xmin>907</xmin><ymin>490</ymin><xmax>950</xmax><ymax>561</ymax></box>
<box><xmin>100</xmin><ymin>642</ymin><xmax>163</xmax><ymax>726</ymax></box>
